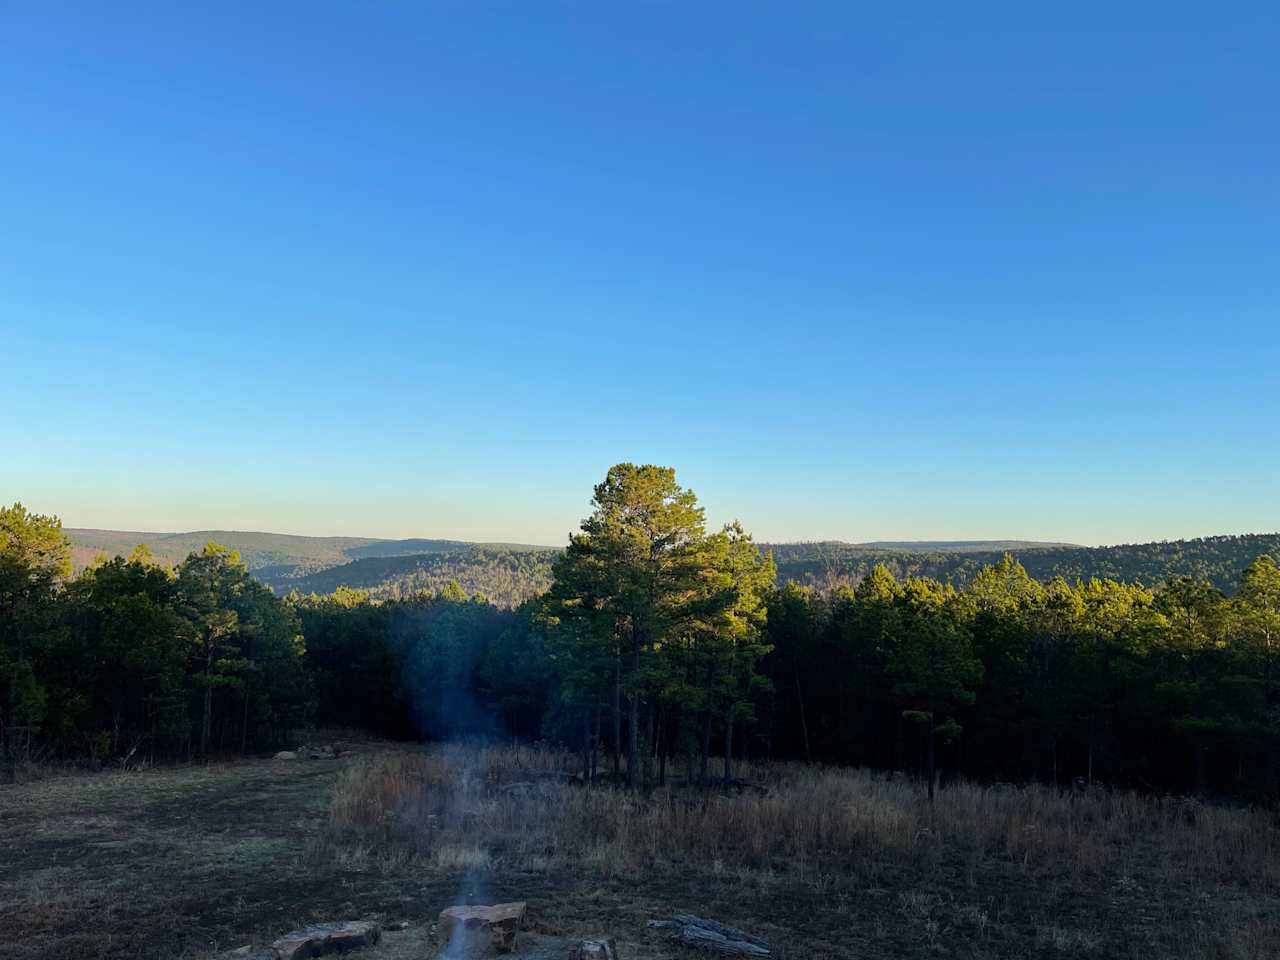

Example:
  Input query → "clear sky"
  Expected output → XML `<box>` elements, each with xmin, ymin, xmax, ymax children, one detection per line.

<box><xmin>2</xmin><ymin>3</ymin><xmax>1277</xmax><ymax>547</ymax></box>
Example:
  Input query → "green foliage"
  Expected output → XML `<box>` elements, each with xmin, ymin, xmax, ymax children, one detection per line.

<box><xmin>544</xmin><ymin>466</ymin><xmax>775</xmax><ymax>786</ymax></box>
<box><xmin>67</xmin><ymin>529</ymin><xmax>1280</xmax><ymax>613</ymax></box>
<box><xmin>275</xmin><ymin>549</ymin><xmax>555</xmax><ymax>606</ymax></box>
<box><xmin>762</xmin><ymin>550</ymin><xmax>1280</xmax><ymax>798</ymax></box>
<box><xmin>1</xmin><ymin>508</ymin><xmax>309</xmax><ymax>762</ymax></box>
<box><xmin>11</xmin><ymin>491</ymin><xmax>1280</xmax><ymax>803</ymax></box>
<box><xmin>769</xmin><ymin>534</ymin><xmax>1280</xmax><ymax>595</ymax></box>
<box><xmin>1</xmin><ymin>503</ymin><xmax>72</xmax><ymax>758</ymax></box>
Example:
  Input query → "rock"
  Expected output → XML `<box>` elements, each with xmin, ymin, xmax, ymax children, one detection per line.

<box><xmin>271</xmin><ymin>920</ymin><xmax>381</xmax><ymax>959</ymax></box>
<box><xmin>438</xmin><ymin>902</ymin><xmax>526</xmax><ymax>954</ymax></box>
<box><xmin>569</xmin><ymin>938</ymin><xmax>618</xmax><ymax>960</ymax></box>
<box><xmin>273</xmin><ymin>751</ymin><xmax>298</xmax><ymax>760</ymax></box>
<box><xmin>385</xmin><ymin>920</ymin><xmax>410</xmax><ymax>931</ymax></box>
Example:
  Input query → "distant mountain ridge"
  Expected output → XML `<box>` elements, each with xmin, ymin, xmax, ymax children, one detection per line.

<box><xmin>64</xmin><ymin>528</ymin><xmax>1280</xmax><ymax>608</ymax></box>
<box><xmin>858</xmin><ymin>539</ymin><xmax>1081</xmax><ymax>552</ymax></box>
<box><xmin>765</xmin><ymin>534</ymin><xmax>1280</xmax><ymax>596</ymax></box>
<box><xmin>64</xmin><ymin>528</ymin><xmax>552</xmax><ymax>577</ymax></box>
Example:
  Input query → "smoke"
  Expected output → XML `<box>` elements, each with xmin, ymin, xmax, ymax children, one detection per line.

<box><xmin>392</xmin><ymin>599</ymin><xmax>506</xmax><ymax>742</ymax></box>
<box><xmin>440</xmin><ymin>746</ymin><xmax>496</xmax><ymax>960</ymax></box>
<box><xmin>387</xmin><ymin>598</ymin><xmax>514</xmax><ymax>956</ymax></box>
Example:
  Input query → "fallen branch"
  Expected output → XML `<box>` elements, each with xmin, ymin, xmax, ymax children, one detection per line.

<box><xmin>726</xmin><ymin>778</ymin><xmax>769</xmax><ymax>797</ymax></box>
<box><xmin>647</xmin><ymin>915</ymin><xmax>771</xmax><ymax>957</ymax></box>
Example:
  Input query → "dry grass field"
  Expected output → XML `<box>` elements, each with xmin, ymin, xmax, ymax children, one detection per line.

<box><xmin>2</xmin><ymin>742</ymin><xmax>1278</xmax><ymax>960</ymax></box>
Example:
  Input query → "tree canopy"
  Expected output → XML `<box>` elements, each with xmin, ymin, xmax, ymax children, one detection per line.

<box><xmin>5</xmin><ymin>484</ymin><xmax>1280</xmax><ymax>802</ymax></box>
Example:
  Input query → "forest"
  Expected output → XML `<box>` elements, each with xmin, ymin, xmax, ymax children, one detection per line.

<box><xmin>263</xmin><ymin>532</ymin><xmax>1280</xmax><ymax>604</ymax></box>
<box><xmin>768</xmin><ymin>534</ymin><xmax>1280</xmax><ymax>595</ymax></box>
<box><xmin>278</xmin><ymin>549</ymin><xmax>555</xmax><ymax>605</ymax></box>
<box><xmin>4</xmin><ymin>465</ymin><xmax>1280</xmax><ymax>801</ymax></box>
<box><xmin>66</xmin><ymin>528</ymin><xmax>1280</xmax><ymax>610</ymax></box>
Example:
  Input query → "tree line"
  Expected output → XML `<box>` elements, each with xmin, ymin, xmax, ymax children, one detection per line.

<box><xmin>1</xmin><ymin>504</ymin><xmax>310</xmax><ymax>763</ymax></box>
<box><xmin>762</xmin><ymin>554</ymin><xmax>1280</xmax><ymax>800</ymax></box>
<box><xmin>3</xmin><ymin>469</ymin><xmax>1279</xmax><ymax>802</ymax></box>
<box><xmin>768</xmin><ymin>533</ymin><xmax>1280</xmax><ymax>596</ymax></box>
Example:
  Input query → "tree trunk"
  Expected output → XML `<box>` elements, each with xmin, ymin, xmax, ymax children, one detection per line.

<box><xmin>927</xmin><ymin>705</ymin><xmax>936</xmax><ymax>805</ymax></box>
<box><xmin>765</xmin><ymin>702</ymin><xmax>774</xmax><ymax>762</ymax></box>
<box><xmin>895</xmin><ymin>709</ymin><xmax>904</xmax><ymax>773</ymax></box>
<box><xmin>793</xmin><ymin>665</ymin><xmax>812</xmax><ymax>764</ymax></box>
<box><xmin>645</xmin><ymin>699</ymin><xmax>655</xmax><ymax>786</ymax></box>
<box><xmin>582</xmin><ymin>705</ymin><xmax>591</xmax><ymax>783</ymax></box>
<box><xmin>1265</xmin><ymin>639</ymin><xmax>1276</xmax><ymax>796</ymax></box>
<box><xmin>591</xmin><ymin>702</ymin><xmax>600</xmax><ymax>781</ymax></box>
<box><xmin>628</xmin><ymin>639</ymin><xmax>640</xmax><ymax>789</ymax></box>
<box><xmin>722</xmin><ymin>707</ymin><xmax>735</xmax><ymax>792</ymax></box>
<box><xmin>658</xmin><ymin>711</ymin><xmax>668</xmax><ymax>787</ymax></box>
<box><xmin>700</xmin><ymin>709</ymin><xmax>712</xmax><ymax>787</ymax></box>
<box><xmin>200</xmin><ymin>649</ymin><xmax>213</xmax><ymax>753</ymax></box>
<box><xmin>613</xmin><ymin>651</ymin><xmax>622</xmax><ymax>776</ymax></box>
<box><xmin>240</xmin><ymin>674</ymin><xmax>251</xmax><ymax>755</ymax></box>
<box><xmin>1087</xmin><ymin>713</ymin><xmax>1096</xmax><ymax>786</ymax></box>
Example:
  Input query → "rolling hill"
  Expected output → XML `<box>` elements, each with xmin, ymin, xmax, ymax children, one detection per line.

<box><xmin>766</xmin><ymin>534</ymin><xmax>1280</xmax><ymax>594</ymax></box>
<box><xmin>275</xmin><ymin>549</ymin><xmax>559</xmax><ymax>606</ymax></box>
<box><xmin>65</xmin><ymin>528</ymin><xmax>1280</xmax><ymax>609</ymax></box>
<box><xmin>64</xmin><ymin>528</ymin><xmax>552</xmax><ymax>582</ymax></box>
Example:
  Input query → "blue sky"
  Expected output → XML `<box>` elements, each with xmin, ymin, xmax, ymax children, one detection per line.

<box><xmin>2</xmin><ymin>3</ymin><xmax>1277</xmax><ymax>546</ymax></box>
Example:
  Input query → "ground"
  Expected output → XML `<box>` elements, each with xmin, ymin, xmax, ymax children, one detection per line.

<box><xmin>1</xmin><ymin>745</ymin><xmax>1276</xmax><ymax>960</ymax></box>
<box><xmin>0</xmin><ymin>749</ymin><xmax>842</xmax><ymax>960</ymax></box>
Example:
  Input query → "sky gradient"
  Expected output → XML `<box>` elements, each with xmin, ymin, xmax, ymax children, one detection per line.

<box><xmin>3</xmin><ymin>3</ymin><xmax>1277</xmax><ymax>546</ymax></box>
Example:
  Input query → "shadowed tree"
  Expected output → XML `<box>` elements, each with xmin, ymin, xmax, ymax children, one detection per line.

<box><xmin>889</xmin><ymin>578</ymin><xmax>983</xmax><ymax>803</ymax></box>
<box><xmin>65</xmin><ymin>546</ymin><xmax>186</xmax><ymax>754</ymax></box>
<box><xmin>0</xmin><ymin>503</ymin><xmax>71</xmax><ymax>760</ymax></box>
<box><xmin>1235</xmin><ymin>555</ymin><xmax>1280</xmax><ymax>793</ymax></box>
<box><xmin>1154</xmin><ymin>576</ymin><xmax>1231</xmax><ymax>795</ymax></box>
<box><xmin>693</xmin><ymin>522</ymin><xmax>775</xmax><ymax>790</ymax></box>
<box><xmin>176</xmin><ymin>544</ymin><xmax>246</xmax><ymax>753</ymax></box>
<box><xmin>765</xmin><ymin>582</ymin><xmax>817</xmax><ymax>763</ymax></box>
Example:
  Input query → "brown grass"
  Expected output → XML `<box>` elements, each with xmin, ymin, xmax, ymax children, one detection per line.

<box><xmin>320</xmin><ymin>746</ymin><xmax>1280</xmax><ymax>885</ymax></box>
<box><xmin>3</xmin><ymin>744</ymin><xmax>1278</xmax><ymax>960</ymax></box>
<box><xmin>315</xmin><ymin>745</ymin><xmax>1280</xmax><ymax>958</ymax></box>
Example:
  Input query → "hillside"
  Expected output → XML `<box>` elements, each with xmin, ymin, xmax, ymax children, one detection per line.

<box><xmin>859</xmin><ymin>539</ymin><xmax>1079</xmax><ymax>552</ymax></box>
<box><xmin>272</xmin><ymin>549</ymin><xmax>556</xmax><ymax>606</ymax></box>
<box><xmin>65</xmin><ymin>528</ymin><xmax>552</xmax><ymax>581</ymax></box>
<box><xmin>768</xmin><ymin>533</ymin><xmax>1280</xmax><ymax>593</ymax></box>
<box><xmin>65</xmin><ymin>528</ymin><xmax>1280</xmax><ymax>607</ymax></box>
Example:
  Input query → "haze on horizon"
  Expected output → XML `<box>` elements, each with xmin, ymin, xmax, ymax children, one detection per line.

<box><xmin>3</xmin><ymin>5</ymin><xmax>1277</xmax><ymax>548</ymax></box>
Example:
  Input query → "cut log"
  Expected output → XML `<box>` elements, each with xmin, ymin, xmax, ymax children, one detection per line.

<box><xmin>647</xmin><ymin>915</ymin><xmax>770</xmax><ymax>957</ymax></box>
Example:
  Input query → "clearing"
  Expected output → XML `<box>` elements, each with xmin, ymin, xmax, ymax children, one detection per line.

<box><xmin>1</xmin><ymin>742</ymin><xmax>1277</xmax><ymax>960</ymax></box>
